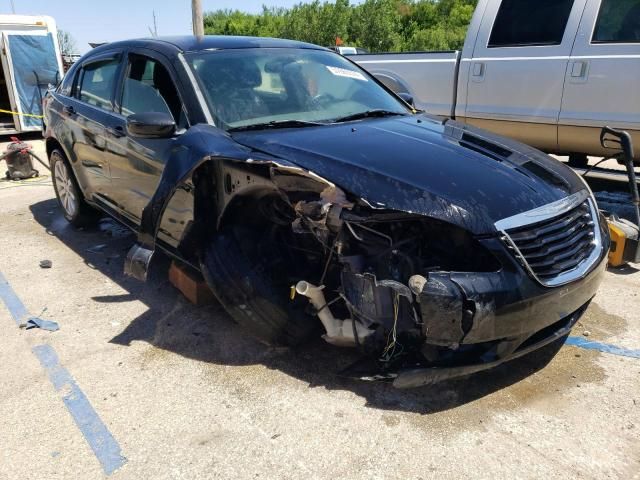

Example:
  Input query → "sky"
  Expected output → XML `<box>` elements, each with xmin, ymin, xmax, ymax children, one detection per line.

<box><xmin>2</xmin><ymin>0</ymin><xmax>308</xmax><ymax>53</ymax></box>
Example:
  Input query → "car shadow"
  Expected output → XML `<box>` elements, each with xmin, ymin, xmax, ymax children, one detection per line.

<box><xmin>31</xmin><ymin>198</ymin><xmax>566</xmax><ymax>415</ymax></box>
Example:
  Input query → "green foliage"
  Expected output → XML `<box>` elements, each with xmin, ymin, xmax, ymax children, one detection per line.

<box><xmin>203</xmin><ymin>0</ymin><xmax>478</xmax><ymax>52</ymax></box>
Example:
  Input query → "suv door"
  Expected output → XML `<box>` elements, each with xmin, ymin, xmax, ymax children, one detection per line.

<box><xmin>463</xmin><ymin>0</ymin><xmax>587</xmax><ymax>153</ymax></box>
<box><xmin>559</xmin><ymin>0</ymin><xmax>640</xmax><ymax>160</ymax></box>
<box><xmin>68</xmin><ymin>52</ymin><xmax>123</xmax><ymax>199</ymax></box>
<box><xmin>105</xmin><ymin>49</ymin><xmax>192</xmax><ymax>243</ymax></box>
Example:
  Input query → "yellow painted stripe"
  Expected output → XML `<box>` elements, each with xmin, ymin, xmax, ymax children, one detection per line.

<box><xmin>0</xmin><ymin>108</ymin><xmax>43</xmax><ymax>119</ymax></box>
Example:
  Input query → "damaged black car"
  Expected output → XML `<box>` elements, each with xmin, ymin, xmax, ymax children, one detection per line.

<box><xmin>43</xmin><ymin>36</ymin><xmax>609</xmax><ymax>388</ymax></box>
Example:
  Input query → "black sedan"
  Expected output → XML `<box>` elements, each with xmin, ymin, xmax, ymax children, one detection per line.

<box><xmin>43</xmin><ymin>36</ymin><xmax>609</xmax><ymax>387</ymax></box>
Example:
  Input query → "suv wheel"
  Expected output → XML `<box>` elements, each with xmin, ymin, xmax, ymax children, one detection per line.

<box><xmin>50</xmin><ymin>149</ymin><xmax>99</xmax><ymax>227</ymax></box>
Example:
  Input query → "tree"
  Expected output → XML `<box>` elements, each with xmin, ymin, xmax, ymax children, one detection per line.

<box><xmin>57</xmin><ymin>29</ymin><xmax>77</xmax><ymax>55</ymax></box>
<box><xmin>202</xmin><ymin>0</ymin><xmax>479</xmax><ymax>53</ymax></box>
<box><xmin>349</xmin><ymin>0</ymin><xmax>403</xmax><ymax>52</ymax></box>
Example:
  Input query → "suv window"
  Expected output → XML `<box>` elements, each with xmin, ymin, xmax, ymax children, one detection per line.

<box><xmin>77</xmin><ymin>58</ymin><xmax>120</xmax><ymax>110</ymax></box>
<box><xmin>593</xmin><ymin>0</ymin><xmax>640</xmax><ymax>44</ymax></box>
<box><xmin>488</xmin><ymin>0</ymin><xmax>575</xmax><ymax>48</ymax></box>
<box><xmin>121</xmin><ymin>54</ymin><xmax>186</xmax><ymax>127</ymax></box>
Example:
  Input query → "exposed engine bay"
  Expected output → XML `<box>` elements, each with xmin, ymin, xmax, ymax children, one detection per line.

<box><xmin>228</xmin><ymin>170</ymin><xmax>508</xmax><ymax>380</ymax></box>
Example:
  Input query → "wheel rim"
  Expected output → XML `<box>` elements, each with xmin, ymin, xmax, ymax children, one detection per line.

<box><xmin>54</xmin><ymin>158</ymin><xmax>78</xmax><ymax>218</ymax></box>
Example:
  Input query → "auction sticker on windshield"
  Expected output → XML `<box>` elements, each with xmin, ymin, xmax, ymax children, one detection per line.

<box><xmin>326</xmin><ymin>66</ymin><xmax>368</xmax><ymax>81</ymax></box>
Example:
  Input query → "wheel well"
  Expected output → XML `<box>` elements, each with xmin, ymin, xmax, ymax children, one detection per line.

<box><xmin>372</xmin><ymin>72</ymin><xmax>412</xmax><ymax>96</ymax></box>
<box><xmin>46</xmin><ymin>137</ymin><xmax>88</xmax><ymax>203</ymax></box>
<box><xmin>45</xmin><ymin>137</ymin><xmax>64</xmax><ymax>159</ymax></box>
<box><xmin>217</xmin><ymin>188</ymin><xmax>289</xmax><ymax>232</ymax></box>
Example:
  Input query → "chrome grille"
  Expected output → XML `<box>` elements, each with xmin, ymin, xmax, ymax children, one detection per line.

<box><xmin>495</xmin><ymin>191</ymin><xmax>603</xmax><ymax>287</ymax></box>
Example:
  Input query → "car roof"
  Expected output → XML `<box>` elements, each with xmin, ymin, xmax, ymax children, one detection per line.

<box><xmin>88</xmin><ymin>35</ymin><xmax>328</xmax><ymax>57</ymax></box>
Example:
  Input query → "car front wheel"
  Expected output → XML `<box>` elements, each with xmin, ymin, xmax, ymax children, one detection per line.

<box><xmin>200</xmin><ymin>227</ymin><xmax>318</xmax><ymax>347</ymax></box>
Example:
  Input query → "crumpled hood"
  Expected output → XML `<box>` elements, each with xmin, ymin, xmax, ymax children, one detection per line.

<box><xmin>232</xmin><ymin>115</ymin><xmax>585</xmax><ymax>235</ymax></box>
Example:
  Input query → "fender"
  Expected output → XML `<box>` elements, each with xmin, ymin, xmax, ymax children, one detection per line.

<box><xmin>123</xmin><ymin>124</ymin><xmax>315</xmax><ymax>281</ymax></box>
<box><xmin>125</xmin><ymin>124</ymin><xmax>251</xmax><ymax>280</ymax></box>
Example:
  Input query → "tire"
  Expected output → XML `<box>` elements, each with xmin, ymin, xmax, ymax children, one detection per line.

<box><xmin>200</xmin><ymin>229</ymin><xmax>317</xmax><ymax>346</ymax></box>
<box><xmin>50</xmin><ymin>149</ymin><xmax>100</xmax><ymax>227</ymax></box>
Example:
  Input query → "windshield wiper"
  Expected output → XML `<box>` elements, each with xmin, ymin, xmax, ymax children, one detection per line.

<box><xmin>331</xmin><ymin>109</ymin><xmax>407</xmax><ymax>123</ymax></box>
<box><xmin>228</xmin><ymin>119</ymin><xmax>325</xmax><ymax>132</ymax></box>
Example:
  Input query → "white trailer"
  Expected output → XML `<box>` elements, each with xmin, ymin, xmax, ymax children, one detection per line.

<box><xmin>0</xmin><ymin>15</ymin><xmax>64</xmax><ymax>135</ymax></box>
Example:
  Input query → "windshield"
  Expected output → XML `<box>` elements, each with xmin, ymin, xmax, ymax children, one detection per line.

<box><xmin>185</xmin><ymin>48</ymin><xmax>410</xmax><ymax>130</ymax></box>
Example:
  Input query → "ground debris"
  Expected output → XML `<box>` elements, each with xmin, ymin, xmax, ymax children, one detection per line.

<box><xmin>19</xmin><ymin>317</ymin><xmax>59</xmax><ymax>332</ymax></box>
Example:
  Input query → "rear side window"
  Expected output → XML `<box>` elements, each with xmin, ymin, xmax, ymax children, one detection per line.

<box><xmin>77</xmin><ymin>58</ymin><xmax>120</xmax><ymax>111</ymax></box>
<box><xmin>58</xmin><ymin>64</ymin><xmax>78</xmax><ymax>96</ymax></box>
<box><xmin>488</xmin><ymin>0</ymin><xmax>575</xmax><ymax>47</ymax></box>
<box><xmin>593</xmin><ymin>0</ymin><xmax>640</xmax><ymax>44</ymax></box>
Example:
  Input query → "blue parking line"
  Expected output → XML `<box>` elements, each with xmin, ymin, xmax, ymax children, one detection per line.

<box><xmin>0</xmin><ymin>270</ymin><xmax>29</xmax><ymax>325</ymax></box>
<box><xmin>33</xmin><ymin>345</ymin><xmax>127</xmax><ymax>475</ymax></box>
<box><xmin>0</xmin><ymin>269</ymin><xmax>126</xmax><ymax>475</ymax></box>
<box><xmin>566</xmin><ymin>336</ymin><xmax>640</xmax><ymax>359</ymax></box>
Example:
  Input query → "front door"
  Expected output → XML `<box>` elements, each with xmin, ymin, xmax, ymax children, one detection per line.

<box><xmin>559</xmin><ymin>0</ymin><xmax>640</xmax><ymax>159</ymax></box>
<box><xmin>463</xmin><ymin>0</ymin><xmax>587</xmax><ymax>153</ymax></box>
<box><xmin>105</xmin><ymin>50</ymin><xmax>192</xmax><ymax>242</ymax></box>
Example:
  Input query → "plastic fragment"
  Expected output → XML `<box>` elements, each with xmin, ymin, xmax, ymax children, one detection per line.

<box><xmin>20</xmin><ymin>317</ymin><xmax>59</xmax><ymax>332</ymax></box>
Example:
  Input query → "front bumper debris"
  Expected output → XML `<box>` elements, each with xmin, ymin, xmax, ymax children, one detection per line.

<box><xmin>393</xmin><ymin>304</ymin><xmax>585</xmax><ymax>388</ymax></box>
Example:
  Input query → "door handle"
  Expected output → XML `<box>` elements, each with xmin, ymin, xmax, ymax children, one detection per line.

<box><xmin>472</xmin><ymin>62</ymin><xmax>485</xmax><ymax>77</ymax></box>
<box><xmin>63</xmin><ymin>105</ymin><xmax>76</xmax><ymax>115</ymax></box>
<box><xmin>106</xmin><ymin>125</ymin><xmax>125</xmax><ymax>138</ymax></box>
<box><xmin>571</xmin><ymin>61</ymin><xmax>588</xmax><ymax>78</ymax></box>
<box><xmin>81</xmin><ymin>160</ymin><xmax>103</xmax><ymax>169</ymax></box>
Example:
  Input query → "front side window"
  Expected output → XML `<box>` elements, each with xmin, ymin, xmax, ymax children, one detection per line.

<box><xmin>77</xmin><ymin>58</ymin><xmax>120</xmax><ymax>111</ymax></box>
<box><xmin>120</xmin><ymin>54</ymin><xmax>186</xmax><ymax>126</ymax></box>
<box><xmin>488</xmin><ymin>0</ymin><xmax>575</xmax><ymax>47</ymax></box>
<box><xmin>186</xmin><ymin>48</ymin><xmax>409</xmax><ymax>130</ymax></box>
<box><xmin>593</xmin><ymin>0</ymin><xmax>640</xmax><ymax>44</ymax></box>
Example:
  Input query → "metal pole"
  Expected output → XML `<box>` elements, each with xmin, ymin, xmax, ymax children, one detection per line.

<box><xmin>10</xmin><ymin>0</ymin><xmax>15</xmax><ymax>14</ymax></box>
<box><xmin>192</xmin><ymin>0</ymin><xmax>204</xmax><ymax>37</ymax></box>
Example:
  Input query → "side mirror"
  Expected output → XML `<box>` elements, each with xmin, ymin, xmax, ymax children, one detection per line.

<box><xmin>126</xmin><ymin>112</ymin><xmax>176</xmax><ymax>139</ymax></box>
<box><xmin>397</xmin><ymin>92</ymin><xmax>414</xmax><ymax>107</ymax></box>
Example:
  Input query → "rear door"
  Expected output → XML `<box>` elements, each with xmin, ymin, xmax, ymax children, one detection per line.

<box><xmin>68</xmin><ymin>52</ymin><xmax>123</xmax><ymax>199</ymax></box>
<box><xmin>559</xmin><ymin>0</ymin><xmax>640</xmax><ymax>159</ymax></box>
<box><xmin>463</xmin><ymin>0</ymin><xmax>587</xmax><ymax>153</ymax></box>
<box><xmin>1</xmin><ymin>32</ymin><xmax>62</xmax><ymax>131</ymax></box>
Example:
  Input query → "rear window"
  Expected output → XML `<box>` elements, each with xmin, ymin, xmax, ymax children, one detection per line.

<box><xmin>77</xmin><ymin>58</ymin><xmax>120</xmax><ymax>111</ymax></box>
<box><xmin>593</xmin><ymin>0</ymin><xmax>640</xmax><ymax>44</ymax></box>
<box><xmin>57</xmin><ymin>73</ymin><xmax>73</xmax><ymax>97</ymax></box>
<box><xmin>488</xmin><ymin>0</ymin><xmax>575</xmax><ymax>48</ymax></box>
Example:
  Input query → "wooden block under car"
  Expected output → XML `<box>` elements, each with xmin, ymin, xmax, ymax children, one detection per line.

<box><xmin>168</xmin><ymin>261</ymin><xmax>215</xmax><ymax>306</ymax></box>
